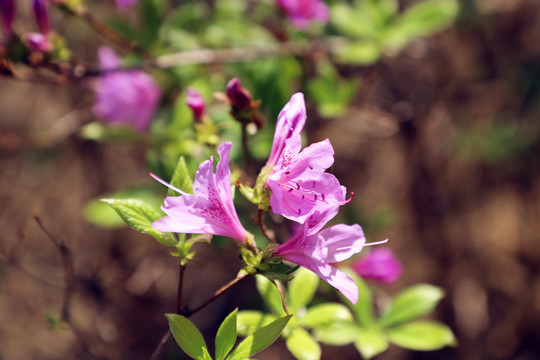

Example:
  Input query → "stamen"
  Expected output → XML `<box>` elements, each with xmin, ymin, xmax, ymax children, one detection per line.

<box><xmin>364</xmin><ymin>238</ymin><xmax>390</xmax><ymax>247</ymax></box>
<box><xmin>148</xmin><ymin>172</ymin><xmax>188</xmax><ymax>195</ymax></box>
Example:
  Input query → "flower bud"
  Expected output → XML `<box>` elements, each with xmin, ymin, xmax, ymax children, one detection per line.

<box><xmin>226</xmin><ymin>78</ymin><xmax>252</xmax><ymax>111</ymax></box>
<box><xmin>185</xmin><ymin>87</ymin><xmax>205</xmax><ymax>122</ymax></box>
<box><xmin>0</xmin><ymin>0</ymin><xmax>15</xmax><ymax>38</ymax></box>
<box><xmin>352</xmin><ymin>248</ymin><xmax>403</xmax><ymax>285</ymax></box>
<box><xmin>32</xmin><ymin>0</ymin><xmax>50</xmax><ymax>34</ymax></box>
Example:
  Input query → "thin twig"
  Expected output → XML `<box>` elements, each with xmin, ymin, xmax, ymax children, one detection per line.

<box><xmin>33</xmin><ymin>213</ymin><xmax>106</xmax><ymax>360</ymax></box>
<box><xmin>181</xmin><ymin>271</ymin><xmax>251</xmax><ymax>317</ymax></box>
<box><xmin>62</xmin><ymin>5</ymin><xmax>149</xmax><ymax>56</ymax></box>
<box><xmin>241</xmin><ymin>123</ymin><xmax>254</xmax><ymax>179</ymax></box>
<box><xmin>177</xmin><ymin>263</ymin><xmax>186</xmax><ymax>314</ymax></box>
<box><xmin>149</xmin><ymin>331</ymin><xmax>171</xmax><ymax>360</ymax></box>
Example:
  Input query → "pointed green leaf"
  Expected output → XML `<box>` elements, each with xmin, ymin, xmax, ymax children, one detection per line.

<box><xmin>355</xmin><ymin>327</ymin><xmax>389</xmax><ymax>359</ymax></box>
<box><xmin>101</xmin><ymin>198</ymin><xmax>176</xmax><ymax>245</ymax></box>
<box><xmin>386</xmin><ymin>321</ymin><xmax>457</xmax><ymax>350</ymax></box>
<box><xmin>380</xmin><ymin>284</ymin><xmax>445</xmax><ymax>328</ymax></box>
<box><xmin>398</xmin><ymin>0</ymin><xmax>458</xmax><ymax>38</ymax></box>
<box><xmin>237</xmin><ymin>311</ymin><xmax>278</xmax><ymax>336</ymax></box>
<box><xmin>256</xmin><ymin>275</ymin><xmax>286</xmax><ymax>315</ymax></box>
<box><xmin>314</xmin><ymin>322</ymin><xmax>359</xmax><ymax>346</ymax></box>
<box><xmin>299</xmin><ymin>303</ymin><xmax>353</xmax><ymax>329</ymax></box>
<box><xmin>168</xmin><ymin>156</ymin><xmax>193</xmax><ymax>196</ymax></box>
<box><xmin>201</xmin><ymin>346</ymin><xmax>213</xmax><ymax>360</ymax></box>
<box><xmin>166</xmin><ymin>314</ymin><xmax>208</xmax><ymax>360</ymax></box>
<box><xmin>288</xmin><ymin>268</ymin><xmax>319</xmax><ymax>312</ymax></box>
<box><xmin>215</xmin><ymin>309</ymin><xmax>238</xmax><ymax>360</ymax></box>
<box><xmin>228</xmin><ymin>315</ymin><xmax>292</xmax><ymax>359</ymax></box>
<box><xmin>286</xmin><ymin>328</ymin><xmax>321</xmax><ymax>360</ymax></box>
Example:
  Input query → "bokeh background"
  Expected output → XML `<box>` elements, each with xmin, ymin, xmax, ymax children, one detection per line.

<box><xmin>1</xmin><ymin>0</ymin><xmax>540</xmax><ymax>359</ymax></box>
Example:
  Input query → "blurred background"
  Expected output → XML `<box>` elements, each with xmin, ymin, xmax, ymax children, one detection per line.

<box><xmin>1</xmin><ymin>0</ymin><xmax>539</xmax><ymax>359</ymax></box>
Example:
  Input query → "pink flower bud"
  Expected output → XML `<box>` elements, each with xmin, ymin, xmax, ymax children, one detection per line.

<box><xmin>226</xmin><ymin>78</ymin><xmax>253</xmax><ymax>111</ymax></box>
<box><xmin>0</xmin><ymin>0</ymin><xmax>15</xmax><ymax>38</ymax></box>
<box><xmin>32</xmin><ymin>0</ymin><xmax>50</xmax><ymax>34</ymax></box>
<box><xmin>185</xmin><ymin>87</ymin><xmax>205</xmax><ymax>121</ymax></box>
<box><xmin>352</xmin><ymin>248</ymin><xmax>403</xmax><ymax>285</ymax></box>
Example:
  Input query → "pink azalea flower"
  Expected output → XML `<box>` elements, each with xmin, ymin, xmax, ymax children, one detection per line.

<box><xmin>92</xmin><ymin>46</ymin><xmax>161</xmax><ymax>132</ymax></box>
<box><xmin>352</xmin><ymin>248</ymin><xmax>403</xmax><ymax>285</ymax></box>
<box><xmin>276</xmin><ymin>0</ymin><xmax>329</xmax><ymax>30</ymax></box>
<box><xmin>274</xmin><ymin>210</ymin><xmax>386</xmax><ymax>304</ymax></box>
<box><xmin>116</xmin><ymin>0</ymin><xmax>138</xmax><ymax>11</ymax></box>
<box><xmin>185</xmin><ymin>87</ymin><xmax>205</xmax><ymax>122</ymax></box>
<box><xmin>31</xmin><ymin>0</ymin><xmax>49</xmax><ymax>34</ymax></box>
<box><xmin>265</xmin><ymin>93</ymin><xmax>350</xmax><ymax>223</ymax></box>
<box><xmin>151</xmin><ymin>142</ymin><xmax>251</xmax><ymax>244</ymax></box>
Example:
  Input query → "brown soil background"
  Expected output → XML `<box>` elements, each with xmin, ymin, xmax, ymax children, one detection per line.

<box><xmin>1</xmin><ymin>1</ymin><xmax>540</xmax><ymax>359</ymax></box>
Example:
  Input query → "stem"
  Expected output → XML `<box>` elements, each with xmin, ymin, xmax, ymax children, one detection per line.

<box><xmin>182</xmin><ymin>271</ymin><xmax>251</xmax><ymax>317</ymax></box>
<box><xmin>149</xmin><ymin>331</ymin><xmax>171</xmax><ymax>360</ymax></box>
<box><xmin>177</xmin><ymin>263</ymin><xmax>186</xmax><ymax>314</ymax></box>
<box><xmin>63</xmin><ymin>5</ymin><xmax>149</xmax><ymax>56</ymax></box>
<box><xmin>256</xmin><ymin>209</ymin><xmax>274</xmax><ymax>242</ymax></box>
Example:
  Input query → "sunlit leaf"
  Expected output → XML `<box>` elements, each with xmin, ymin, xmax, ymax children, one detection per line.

<box><xmin>286</xmin><ymin>328</ymin><xmax>321</xmax><ymax>360</ymax></box>
<box><xmin>314</xmin><ymin>322</ymin><xmax>359</xmax><ymax>346</ymax></box>
<box><xmin>386</xmin><ymin>321</ymin><xmax>457</xmax><ymax>350</ymax></box>
<box><xmin>215</xmin><ymin>309</ymin><xmax>238</xmax><ymax>360</ymax></box>
<box><xmin>355</xmin><ymin>327</ymin><xmax>389</xmax><ymax>359</ymax></box>
<box><xmin>288</xmin><ymin>268</ymin><xmax>319</xmax><ymax>312</ymax></box>
<box><xmin>228</xmin><ymin>315</ymin><xmax>292</xmax><ymax>359</ymax></box>
<box><xmin>256</xmin><ymin>275</ymin><xmax>286</xmax><ymax>315</ymax></box>
<box><xmin>237</xmin><ymin>311</ymin><xmax>278</xmax><ymax>336</ymax></box>
<box><xmin>168</xmin><ymin>156</ymin><xmax>193</xmax><ymax>196</ymax></box>
<box><xmin>166</xmin><ymin>314</ymin><xmax>208</xmax><ymax>360</ymax></box>
<box><xmin>380</xmin><ymin>284</ymin><xmax>445</xmax><ymax>328</ymax></box>
<box><xmin>299</xmin><ymin>304</ymin><xmax>353</xmax><ymax>329</ymax></box>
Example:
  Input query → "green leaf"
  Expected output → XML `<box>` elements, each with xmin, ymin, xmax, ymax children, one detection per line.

<box><xmin>314</xmin><ymin>322</ymin><xmax>359</xmax><ymax>346</ymax></box>
<box><xmin>101</xmin><ymin>198</ymin><xmax>176</xmax><ymax>246</ymax></box>
<box><xmin>168</xmin><ymin>156</ymin><xmax>193</xmax><ymax>196</ymax></box>
<box><xmin>237</xmin><ymin>311</ymin><xmax>278</xmax><ymax>336</ymax></box>
<box><xmin>380</xmin><ymin>284</ymin><xmax>445</xmax><ymax>328</ymax></box>
<box><xmin>166</xmin><ymin>314</ymin><xmax>208</xmax><ymax>360</ymax></box>
<box><xmin>355</xmin><ymin>327</ymin><xmax>389</xmax><ymax>359</ymax></box>
<box><xmin>343</xmin><ymin>271</ymin><xmax>375</xmax><ymax>328</ymax></box>
<box><xmin>299</xmin><ymin>304</ymin><xmax>353</xmax><ymax>329</ymax></box>
<box><xmin>285</xmin><ymin>328</ymin><xmax>321</xmax><ymax>360</ymax></box>
<box><xmin>215</xmin><ymin>309</ymin><xmax>238</xmax><ymax>360</ymax></box>
<box><xmin>288</xmin><ymin>268</ymin><xmax>319</xmax><ymax>312</ymax></box>
<box><xmin>228</xmin><ymin>315</ymin><xmax>292</xmax><ymax>360</ymax></box>
<box><xmin>331</xmin><ymin>4</ymin><xmax>380</xmax><ymax>39</ymax></box>
<box><xmin>386</xmin><ymin>321</ymin><xmax>456</xmax><ymax>350</ymax></box>
<box><xmin>335</xmin><ymin>41</ymin><xmax>382</xmax><ymax>65</ymax></box>
<box><xmin>387</xmin><ymin>0</ymin><xmax>458</xmax><ymax>49</ymax></box>
<box><xmin>256</xmin><ymin>275</ymin><xmax>286</xmax><ymax>315</ymax></box>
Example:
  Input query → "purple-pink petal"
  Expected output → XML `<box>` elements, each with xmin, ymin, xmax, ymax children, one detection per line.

<box><xmin>352</xmin><ymin>248</ymin><xmax>403</xmax><ymax>285</ymax></box>
<box><xmin>185</xmin><ymin>87</ymin><xmax>205</xmax><ymax>121</ymax></box>
<box><xmin>152</xmin><ymin>142</ymin><xmax>249</xmax><ymax>244</ymax></box>
<box><xmin>267</xmin><ymin>93</ymin><xmax>306</xmax><ymax>167</ymax></box>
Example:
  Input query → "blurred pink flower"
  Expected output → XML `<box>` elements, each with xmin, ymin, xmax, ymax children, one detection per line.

<box><xmin>276</xmin><ymin>0</ymin><xmax>329</xmax><ymax>30</ymax></box>
<box><xmin>274</xmin><ymin>209</ymin><xmax>367</xmax><ymax>304</ymax></box>
<box><xmin>185</xmin><ymin>87</ymin><xmax>205</xmax><ymax>121</ymax></box>
<box><xmin>116</xmin><ymin>0</ymin><xmax>138</xmax><ymax>11</ymax></box>
<box><xmin>226</xmin><ymin>78</ymin><xmax>253</xmax><ymax>111</ymax></box>
<box><xmin>352</xmin><ymin>248</ymin><xmax>403</xmax><ymax>285</ymax></box>
<box><xmin>266</xmin><ymin>93</ymin><xmax>350</xmax><ymax>224</ymax></box>
<box><xmin>24</xmin><ymin>32</ymin><xmax>52</xmax><ymax>52</ymax></box>
<box><xmin>152</xmin><ymin>142</ymin><xmax>251</xmax><ymax>244</ymax></box>
<box><xmin>92</xmin><ymin>46</ymin><xmax>161</xmax><ymax>131</ymax></box>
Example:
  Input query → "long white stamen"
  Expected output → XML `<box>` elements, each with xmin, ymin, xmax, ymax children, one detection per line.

<box><xmin>148</xmin><ymin>172</ymin><xmax>188</xmax><ymax>195</ymax></box>
<box><xmin>365</xmin><ymin>238</ymin><xmax>390</xmax><ymax>247</ymax></box>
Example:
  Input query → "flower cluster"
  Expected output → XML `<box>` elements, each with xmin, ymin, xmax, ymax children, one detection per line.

<box><xmin>152</xmin><ymin>90</ymin><xmax>387</xmax><ymax>304</ymax></box>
